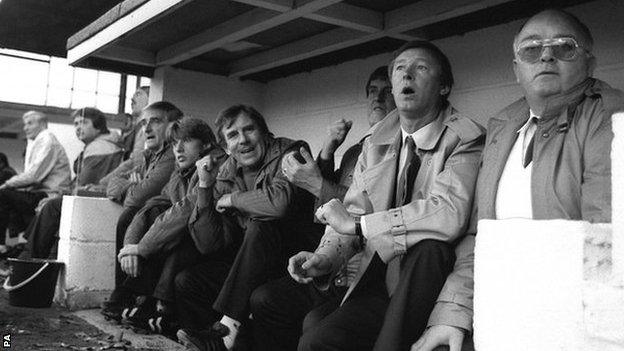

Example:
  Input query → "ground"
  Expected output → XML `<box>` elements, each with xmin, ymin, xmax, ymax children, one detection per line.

<box><xmin>0</xmin><ymin>260</ymin><xmax>178</xmax><ymax>351</ymax></box>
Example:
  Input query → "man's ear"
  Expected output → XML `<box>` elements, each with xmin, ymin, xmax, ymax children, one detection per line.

<box><xmin>440</xmin><ymin>85</ymin><xmax>450</xmax><ymax>96</ymax></box>
<box><xmin>512</xmin><ymin>59</ymin><xmax>520</xmax><ymax>83</ymax></box>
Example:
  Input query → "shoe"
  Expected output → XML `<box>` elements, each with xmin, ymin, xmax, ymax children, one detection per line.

<box><xmin>176</xmin><ymin>323</ymin><xmax>230</xmax><ymax>351</ymax></box>
<box><xmin>148</xmin><ymin>312</ymin><xmax>179</xmax><ymax>338</ymax></box>
<box><xmin>123</xmin><ymin>296</ymin><xmax>157</xmax><ymax>331</ymax></box>
<box><xmin>101</xmin><ymin>289</ymin><xmax>134</xmax><ymax>322</ymax></box>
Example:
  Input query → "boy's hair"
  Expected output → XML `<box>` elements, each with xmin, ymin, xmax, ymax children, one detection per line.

<box><xmin>168</xmin><ymin>117</ymin><xmax>217</xmax><ymax>146</ymax></box>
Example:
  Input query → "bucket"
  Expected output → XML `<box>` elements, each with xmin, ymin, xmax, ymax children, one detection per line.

<box><xmin>2</xmin><ymin>258</ymin><xmax>63</xmax><ymax>308</ymax></box>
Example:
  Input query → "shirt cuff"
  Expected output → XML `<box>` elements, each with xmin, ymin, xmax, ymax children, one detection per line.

<box><xmin>427</xmin><ymin>301</ymin><xmax>473</xmax><ymax>332</ymax></box>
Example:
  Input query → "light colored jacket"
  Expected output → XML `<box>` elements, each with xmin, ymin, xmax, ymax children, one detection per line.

<box><xmin>315</xmin><ymin>105</ymin><xmax>484</xmax><ymax>306</ymax></box>
<box><xmin>479</xmin><ymin>78</ymin><xmax>624</xmax><ymax>223</ymax></box>
<box><xmin>5</xmin><ymin>129</ymin><xmax>71</xmax><ymax>195</ymax></box>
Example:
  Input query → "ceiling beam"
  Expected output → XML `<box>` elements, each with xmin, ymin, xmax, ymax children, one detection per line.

<box><xmin>229</xmin><ymin>0</ymin><xmax>517</xmax><ymax>77</ymax></box>
<box><xmin>94</xmin><ymin>45</ymin><xmax>155</xmax><ymax>66</ymax></box>
<box><xmin>233</xmin><ymin>0</ymin><xmax>417</xmax><ymax>40</ymax></box>
<box><xmin>67</xmin><ymin>0</ymin><xmax>193</xmax><ymax>65</ymax></box>
<box><xmin>156</xmin><ymin>0</ymin><xmax>344</xmax><ymax>66</ymax></box>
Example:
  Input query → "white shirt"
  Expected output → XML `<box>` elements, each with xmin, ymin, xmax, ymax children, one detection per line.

<box><xmin>495</xmin><ymin>110</ymin><xmax>540</xmax><ymax>219</ymax></box>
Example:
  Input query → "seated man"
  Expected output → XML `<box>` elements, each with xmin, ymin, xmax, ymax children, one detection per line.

<box><xmin>20</xmin><ymin>107</ymin><xmax>124</xmax><ymax>259</ymax></box>
<box><xmin>0</xmin><ymin>111</ymin><xmax>71</xmax><ymax>256</ymax></box>
<box><xmin>100</xmin><ymin>101</ymin><xmax>182</xmax><ymax>319</ymax></box>
<box><xmin>250</xmin><ymin>65</ymin><xmax>396</xmax><ymax>351</ymax></box>
<box><xmin>112</xmin><ymin>117</ymin><xmax>225</xmax><ymax>334</ymax></box>
<box><xmin>413</xmin><ymin>9</ymin><xmax>624</xmax><ymax>351</ymax></box>
<box><xmin>0</xmin><ymin>153</ymin><xmax>16</xmax><ymax>186</ymax></box>
<box><xmin>291</xmin><ymin>40</ymin><xmax>484</xmax><ymax>351</ymax></box>
<box><xmin>174</xmin><ymin>104</ymin><xmax>322</xmax><ymax>350</ymax></box>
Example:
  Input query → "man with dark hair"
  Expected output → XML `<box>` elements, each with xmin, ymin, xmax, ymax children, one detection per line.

<box><xmin>112</xmin><ymin>117</ymin><xmax>226</xmax><ymax>335</ymax></box>
<box><xmin>249</xmin><ymin>66</ymin><xmax>396</xmax><ymax>351</ymax></box>
<box><xmin>413</xmin><ymin>8</ymin><xmax>624</xmax><ymax>351</ymax></box>
<box><xmin>0</xmin><ymin>111</ymin><xmax>71</xmax><ymax>256</ymax></box>
<box><xmin>0</xmin><ymin>153</ymin><xmax>16</xmax><ymax>186</ymax></box>
<box><xmin>175</xmin><ymin>104</ymin><xmax>321</xmax><ymax>351</ymax></box>
<box><xmin>291</xmin><ymin>40</ymin><xmax>484</xmax><ymax>351</ymax></box>
<box><xmin>101</xmin><ymin>101</ymin><xmax>182</xmax><ymax>319</ymax></box>
<box><xmin>19</xmin><ymin>107</ymin><xmax>124</xmax><ymax>259</ymax></box>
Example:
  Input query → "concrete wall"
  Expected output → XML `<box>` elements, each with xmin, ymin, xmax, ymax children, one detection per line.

<box><xmin>150</xmin><ymin>66</ymin><xmax>264</xmax><ymax>131</ymax></box>
<box><xmin>261</xmin><ymin>0</ymin><xmax>624</xmax><ymax>159</ymax></box>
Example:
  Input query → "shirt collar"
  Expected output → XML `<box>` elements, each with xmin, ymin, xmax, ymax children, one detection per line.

<box><xmin>517</xmin><ymin>109</ymin><xmax>541</xmax><ymax>134</ymax></box>
<box><xmin>400</xmin><ymin>116</ymin><xmax>441</xmax><ymax>150</ymax></box>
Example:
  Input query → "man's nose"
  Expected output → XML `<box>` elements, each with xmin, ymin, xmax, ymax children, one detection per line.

<box><xmin>175</xmin><ymin>141</ymin><xmax>184</xmax><ymax>152</ymax></box>
<box><xmin>540</xmin><ymin>46</ymin><xmax>556</xmax><ymax>62</ymax></box>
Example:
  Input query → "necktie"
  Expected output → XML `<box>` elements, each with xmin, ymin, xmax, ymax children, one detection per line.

<box><xmin>523</xmin><ymin>117</ymin><xmax>537</xmax><ymax>168</ymax></box>
<box><xmin>386</xmin><ymin>136</ymin><xmax>420</xmax><ymax>295</ymax></box>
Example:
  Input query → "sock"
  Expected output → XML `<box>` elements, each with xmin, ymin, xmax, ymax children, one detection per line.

<box><xmin>219</xmin><ymin>315</ymin><xmax>240</xmax><ymax>349</ymax></box>
<box><xmin>17</xmin><ymin>232</ymin><xmax>27</xmax><ymax>244</ymax></box>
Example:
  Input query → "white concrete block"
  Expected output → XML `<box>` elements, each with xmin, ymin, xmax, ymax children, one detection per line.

<box><xmin>612</xmin><ymin>112</ymin><xmax>624</xmax><ymax>283</ymax></box>
<box><xmin>474</xmin><ymin>219</ymin><xmax>586</xmax><ymax>351</ymax></box>
<box><xmin>55</xmin><ymin>196</ymin><xmax>123</xmax><ymax>310</ymax></box>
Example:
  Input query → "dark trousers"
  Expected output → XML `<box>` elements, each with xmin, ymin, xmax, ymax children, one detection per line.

<box><xmin>299</xmin><ymin>240</ymin><xmax>455</xmax><ymax>351</ymax></box>
<box><xmin>213</xmin><ymin>219</ymin><xmax>313</xmax><ymax>322</ymax></box>
<box><xmin>250</xmin><ymin>276</ymin><xmax>343</xmax><ymax>351</ymax></box>
<box><xmin>175</xmin><ymin>259</ymin><xmax>232</xmax><ymax>330</ymax></box>
<box><xmin>123</xmin><ymin>233</ymin><xmax>204</xmax><ymax>302</ymax></box>
<box><xmin>113</xmin><ymin>206</ymin><xmax>141</xmax><ymax>295</ymax></box>
<box><xmin>20</xmin><ymin>197</ymin><xmax>63</xmax><ymax>259</ymax></box>
<box><xmin>0</xmin><ymin>189</ymin><xmax>45</xmax><ymax>245</ymax></box>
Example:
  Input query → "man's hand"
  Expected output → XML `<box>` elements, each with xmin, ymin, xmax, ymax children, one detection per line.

<box><xmin>411</xmin><ymin>325</ymin><xmax>465</xmax><ymax>351</ymax></box>
<box><xmin>216</xmin><ymin>194</ymin><xmax>233</xmax><ymax>213</ymax></box>
<box><xmin>120</xmin><ymin>255</ymin><xmax>141</xmax><ymax>277</ymax></box>
<box><xmin>315</xmin><ymin>198</ymin><xmax>356</xmax><ymax>235</ymax></box>
<box><xmin>281</xmin><ymin>147</ymin><xmax>323</xmax><ymax>197</ymax></box>
<box><xmin>196</xmin><ymin>154</ymin><xmax>219</xmax><ymax>188</ymax></box>
<box><xmin>287</xmin><ymin>251</ymin><xmax>332</xmax><ymax>284</ymax></box>
<box><xmin>118</xmin><ymin>244</ymin><xmax>139</xmax><ymax>259</ymax></box>
<box><xmin>320</xmin><ymin>119</ymin><xmax>353</xmax><ymax>159</ymax></box>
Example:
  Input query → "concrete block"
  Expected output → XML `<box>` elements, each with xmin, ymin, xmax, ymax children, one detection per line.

<box><xmin>474</xmin><ymin>219</ymin><xmax>586</xmax><ymax>351</ymax></box>
<box><xmin>54</xmin><ymin>196</ymin><xmax>123</xmax><ymax>310</ymax></box>
<box><xmin>612</xmin><ymin>112</ymin><xmax>624</xmax><ymax>283</ymax></box>
<box><xmin>584</xmin><ymin>223</ymin><xmax>612</xmax><ymax>282</ymax></box>
<box><xmin>583</xmin><ymin>281</ymin><xmax>624</xmax><ymax>346</ymax></box>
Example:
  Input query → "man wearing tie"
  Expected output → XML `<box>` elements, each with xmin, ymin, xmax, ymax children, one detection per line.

<box><xmin>290</xmin><ymin>40</ymin><xmax>484</xmax><ymax>351</ymax></box>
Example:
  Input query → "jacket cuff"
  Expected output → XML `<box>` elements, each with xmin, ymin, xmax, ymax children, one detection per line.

<box><xmin>362</xmin><ymin>208</ymin><xmax>408</xmax><ymax>262</ymax></box>
<box><xmin>427</xmin><ymin>301</ymin><xmax>473</xmax><ymax>332</ymax></box>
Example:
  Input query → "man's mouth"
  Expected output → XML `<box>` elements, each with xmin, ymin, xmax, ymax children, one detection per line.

<box><xmin>239</xmin><ymin>147</ymin><xmax>254</xmax><ymax>155</ymax></box>
<box><xmin>401</xmin><ymin>87</ymin><xmax>415</xmax><ymax>95</ymax></box>
<box><xmin>146</xmin><ymin>135</ymin><xmax>155</xmax><ymax>141</ymax></box>
<box><xmin>177</xmin><ymin>156</ymin><xmax>186</xmax><ymax>162</ymax></box>
<box><xmin>536</xmin><ymin>70</ymin><xmax>558</xmax><ymax>77</ymax></box>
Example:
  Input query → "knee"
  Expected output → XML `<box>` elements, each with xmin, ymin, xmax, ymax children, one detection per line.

<box><xmin>242</xmin><ymin>221</ymin><xmax>275</xmax><ymax>244</ymax></box>
<box><xmin>174</xmin><ymin>270</ymin><xmax>196</xmax><ymax>296</ymax></box>
<box><xmin>249</xmin><ymin>284</ymin><xmax>275</xmax><ymax>316</ymax></box>
<box><xmin>297</xmin><ymin>326</ymin><xmax>325</xmax><ymax>351</ymax></box>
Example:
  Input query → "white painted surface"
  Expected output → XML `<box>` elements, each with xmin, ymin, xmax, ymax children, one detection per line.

<box><xmin>474</xmin><ymin>219</ymin><xmax>586</xmax><ymax>351</ymax></box>
<box><xmin>55</xmin><ymin>196</ymin><xmax>123</xmax><ymax>309</ymax></box>
<box><xmin>611</xmin><ymin>112</ymin><xmax>624</xmax><ymax>283</ymax></box>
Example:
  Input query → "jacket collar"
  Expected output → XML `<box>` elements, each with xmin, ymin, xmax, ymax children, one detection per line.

<box><xmin>369</xmin><ymin>105</ymin><xmax>448</xmax><ymax>151</ymax></box>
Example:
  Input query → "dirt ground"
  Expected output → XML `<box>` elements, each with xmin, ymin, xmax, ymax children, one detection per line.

<box><xmin>0</xmin><ymin>260</ymin><xmax>154</xmax><ymax>351</ymax></box>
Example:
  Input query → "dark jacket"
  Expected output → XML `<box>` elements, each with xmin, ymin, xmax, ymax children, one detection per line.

<box><xmin>105</xmin><ymin>144</ymin><xmax>176</xmax><ymax>208</ymax></box>
<box><xmin>133</xmin><ymin>147</ymin><xmax>228</xmax><ymax>257</ymax></box>
<box><xmin>188</xmin><ymin>137</ymin><xmax>320</xmax><ymax>255</ymax></box>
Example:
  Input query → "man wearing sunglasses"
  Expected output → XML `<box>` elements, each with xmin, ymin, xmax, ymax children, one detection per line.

<box><xmin>412</xmin><ymin>8</ymin><xmax>624</xmax><ymax>351</ymax></box>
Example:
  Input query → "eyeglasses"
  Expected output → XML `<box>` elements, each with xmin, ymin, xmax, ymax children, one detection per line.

<box><xmin>515</xmin><ymin>37</ymin><xmax>589</xmax><ymax>63</ymax></box>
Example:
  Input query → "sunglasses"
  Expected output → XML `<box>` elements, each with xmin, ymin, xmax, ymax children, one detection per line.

<box><xmin>515</xmin><ymin>37</ymin><xmax>589</xmax><ymax>63</ymax></box>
